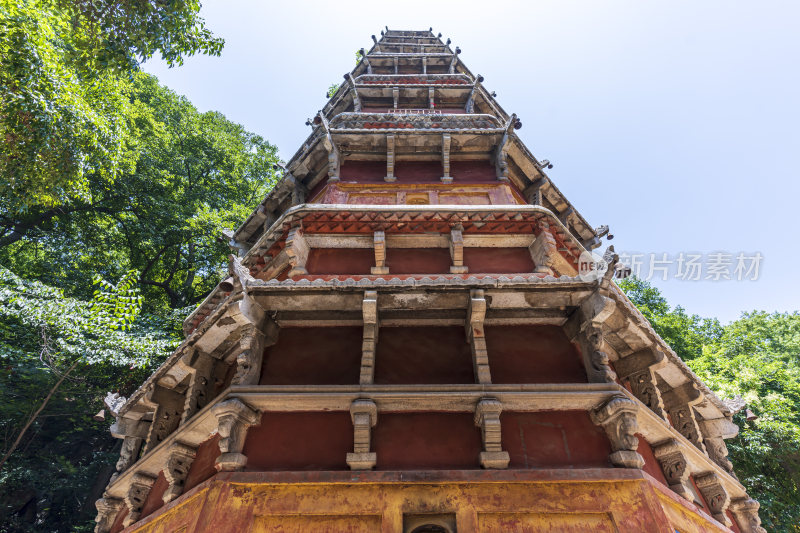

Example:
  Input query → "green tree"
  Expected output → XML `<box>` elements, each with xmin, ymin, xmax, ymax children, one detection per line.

<box><xmin>619</xmin><ymin>277</ymin><xmax>800</xmax><ymax>531</ymax></box>
<box><xmin>0</xmin><ymin>0</ymin><xmax>222</xmax><ymax>212</ymax></box>
<box><xmin>1</xmin><ymin>72</ymin><xmax>280</xmax><ymax>309</ymax></box>
<box><xmin>0</xmin><ymin>266</ymin><xmax>176</xmax><ymax>530</ymax></box>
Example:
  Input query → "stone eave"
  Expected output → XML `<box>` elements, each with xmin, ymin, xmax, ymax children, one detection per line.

<box><xmin>240</xmin><ymin>203</ymin><xmax>586</xmax><ymax>268</ymax></box>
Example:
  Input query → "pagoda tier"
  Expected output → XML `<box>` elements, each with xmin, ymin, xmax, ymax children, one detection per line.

<box><xmin>94</xmin><ymin>29</ymin><xmax>765</xmax><ymax>533</ymax></box>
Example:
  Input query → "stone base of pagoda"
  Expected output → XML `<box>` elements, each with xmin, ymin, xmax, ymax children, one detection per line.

<box><xmin>111</xmin><ymin>469</ymin><xmax>737</xmax><ymax>533</ymax></box>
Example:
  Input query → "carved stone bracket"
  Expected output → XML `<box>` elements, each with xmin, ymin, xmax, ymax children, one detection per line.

<box><xmin>360</xmin><ymin>291</ymin><xmax>379</xmax><ymax>385</ymax></box>
<box><xmin>346</xmin><ymin>399</ymin><xmax>378</xmax><ymax>470</ymax></box>
<box><xmin>347</xmin><ymin>74</ymin><xmax>362</xmax><ymax>112</ymax></box>
<box><xmin>590</xmin><ymin>395</ymin><xmax>644</xmax><ymax>469</ymax></box>
<box><xmin>94</xmin><ymin>496</ymin><xmax>123</xmax><ymax>533</ymax></box>
<box><xmin>467</xmin><ymin>289</ymin><xmax>492</xmax><ymax>384</ymax></box>
<box><xmin>441</xmin><ymin>133</ymin><xmax>452</xmax><ymax>183</ymax></box>
<box><xmin>615</xmin><ymin>347</ymin><xmax>667</xmax><ymax>420</ymax></box>
<box><xmin>371</xmin><ymin>231</ymin><xmax>389</xmax><ymax>275</ymax></box>
<box><xmin>653</xmin><ymin>439</ymin><xmax>692</xmax><ymax>501</ymax></box>
<box><xmin>529</xmin><ymin>223</ymin><xmax>557</xmax><ymax>275</ymax></box>
<box><xmin>695</xmin><ymin>472</ymin><xmax>731</xmax><ymax>526</ymax></box>
<box><xmin>662</xmin><ymin>383</ymin><xmax>707</xmax><ymax>453</ymax></box>
<box><xmin>582</xmin><ymin>323</ymin><xmax>618</xmax><ymax>384</ymax></box>
<box><xmin>700</xmin><ymin>417</ymin><xmax>739</xmax><ymax>475</ymax></box>
<box><xmin>730</xmin><ymin>498</ymin><xmax>767</xmax><ymax>533</ymax></box>
<box><xmin>180</xmin><ymin>349</ymin><xmax>215</xmax><ymax>423</ymax></box>
<box><xmin>231</xmin><ymin>326</ymin><xmax>266</xmax><ymax>386</ymax></box>
<box><xmin>116</xmin><ymin>436</ymin><xmax>144</xmax><ymax>474</ymax></box>
<box><xmin>493</xmin><ymin>114</ymin><xmax>516</xmax><ymax>181</ymax></box>
<box><xmin>122</xmin><ymin>473</ymin><xmax>157</xmax><ymax>527</ymax></box>
<box><xmin>142</xmin><ymin>386</ymin><xmax>185</xmax><ymax>454</ymax></box>
<box><xmin>162</xmin><ymin>442</ymin><xmax>197</xmax><ymax>504</ymax></box>
<box><xmin>449</xmin><ymin>225</ymin><xmax>468</xmax><ymax>274</ymax></box>
<box><xmin>318</xmin><ymin>112</ymin><xmax>340</xmax><ymax>182</ymax></box>
<box><xmin>285</xmin><ymin>227</ymin><xmax>310</xmax><ymax>277</ymax></box>
<box><xmin>474</xmin><ymin>398</ymin><xmax>510</xmax><ymax>469</ymax></box>
<box><xmin>211</xmin><ymin>399</ymin><xmax>261</xmax><ymax>472</ymax></box>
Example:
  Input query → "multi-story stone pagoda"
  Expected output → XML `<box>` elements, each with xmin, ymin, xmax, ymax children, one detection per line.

<box><xmin>95</xmin><ymin>28</ymin><xmax>765</xmax><ymax>533</ymax></box>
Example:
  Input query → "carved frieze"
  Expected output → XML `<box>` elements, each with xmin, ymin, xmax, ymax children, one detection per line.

<box><xmin>590</xmin><ymin>395</ymin><xmax>644</xmax><ymax>469</ymax></box>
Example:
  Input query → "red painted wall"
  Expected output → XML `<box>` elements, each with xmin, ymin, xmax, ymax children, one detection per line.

<box><xmin>109</xmin><ymin>507</ymin><xmax>128</xmax><ymax>533</ymax></box>
<box><xmin>501</xmin><ymin>411</ymin><xmax>612</xmax><ymax>468</ymax></box>
<box><xmin>373</xmin><ymin>413</ymin><xmax>482</xmax><ymax>469</ymax></box>
<box><xmin>485</xmin><ymin>325</ymin><xmax>588</xmax><ymax>383</ymax></box>
<box><xmin>260</xmin><ymin>327</ymin><xmax>362</xmax><ymax>385</ymax></box>
<box><xmin>449</xmin><ymin>161</ymin><xmax>496</xmax><ymax>183</ymax></box>
<box><xmin>244</xmin><ymin>412</ymin><xmax>352</xmax><ymax>471</ymax></box>
<box><xmin>139</xmin><ymin>471</ymin><xmax>167</xmax><ymax>520</ymax></box>
<box><xmin>385</xmin><ymin>247</ymin><xmax>451</xmax><ymax>274</ymax></box>
<box><xmin>463</xmin><ymin>247</ymin><xmax>535</xmax><ymax>273</ymax></box>
<box><xmin>637</xmin><ymin>436</ymin><xmax>669</xmax><ymax>487</ymax></box>
<box><xmin>307</xmin><ymin>248</ymin><xmax>375</xmax><ymax>275</ymax></box>
<box><xmin>340</xmin><ymin>160</ymin><xmax>387</xmax><ymax>183</ymax></box>
<box><xmin>374</xmin><ymin>326</ymin><xmax>474</xmax><ymax>384</ymax></box>
<box><xmin>183</xmin><ymin>434</ymin><xmax>221</xmax><ymax>493</ymax></box>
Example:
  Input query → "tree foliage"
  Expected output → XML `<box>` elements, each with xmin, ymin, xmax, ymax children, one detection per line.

<box><xmin>619</xmin><ymin>277</ymin><xmax>800</xmax><ymax>532</ymax></box>
<box><xmin>0</xmin><ymin>0</ymin><xmax>222</xmax><ymax>212</ymax></box>
<box><xmin>1</xmin><ymin>72</ymin><xmax>280</xmax><ymax>309</ymax></box>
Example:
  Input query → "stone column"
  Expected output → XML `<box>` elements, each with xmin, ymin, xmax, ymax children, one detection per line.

<box><xmin>162</xmin><ymin>442</ymin><xmax>196</xmax><ymax>504</ymax></box>
<box><xmin>474</xmin><ymin>398</ymin><xmax>510</xmax><ymax>469</ymax></box>
<box><xmin>122</xmin><ymin>473</ymin><xmax>157</xmax><ymax>527</ymax></box>
<box><xmin>94</xmin><ymin>496</ymin><xmax>123</xmax><ymax>533</ymax></box>
<box><xmin>371</xmin><ymin>232</ymin><xmax>389</xmax><ymax>274</ymax></box>
<box><xmin>614</xmin><ymin>347</ymin><xmax>667</xmax><ymax>419</ymax></box>
<box><xmin>730</xmin><ymin>498</ymin><xmax>767</xmax><ymax>533</ymax></box>
<box><xmin>346</xmin><ymin>399</ymin><xmax>378</xmax><ymax>470</ymax></box>
<box><xmin>212</xmin><ymin>399</ymin><xmax>261</xmax><ymax>472</ymax></box>
<box><xmin>695</xmin><ymin>472</ymin><xmax>731</xmax><ymax>526</ymax></box>
<box><xmin>466</xmin><ymin>289</ymin><xmax>491</xmax><ymax>384</ymax></box>
<box><xmin>653</xmin><ymin>439</ymin><xmax>692</xmax><ymax>500</ymax></box>
<box><xmin>360</xmin><ymin>291</ymin><xmax>379</xmax><ymax>385</ymax></box>
<box><xmin>590</xmin><ymin>395</ymin><xmax>644</xmax><ymax>468</ymax></box>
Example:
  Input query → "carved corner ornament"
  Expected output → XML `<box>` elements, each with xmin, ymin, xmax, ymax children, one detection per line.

<box><xmin>590</xmin><ymin>395</ymin><xmax>644</xmax><ymax>469</ymax></box>
<box><xmin>474</xmin><ymin>398</ymin><xmax>510</xmax><ymax>469</ymax></box>
<box><xmin>162</xmin><ymin>442</ymin><xmax>197</xmax><ymax>504</ymax></box>
<box><xmin>211</xmin><ymin>399</ymin><xmax>261</xmax><ymax>472</ymax></box>
<box><xmin>730</xmin><ymin>498</ymin><xmax>767</xmax><ymax>533</ymax></box>
<box><xmin>231</xmin><ymin>326</ymin><xmax>266</xmax><ymax>386</ymax></box>
<box><xmin>583</xmin><ymin>323</ymin><xmax>618</xmax><ymax>384</ymax></box>
<box><xmin>94</xmin><ymin>496</ymin><xmax>123</xmax><ymax>533</ymax></box>
<box><xmin>346</xmin><ymin>399</ymin><xmax>378</xmax><ymax>470</ymax></box>
<box><xmin>122</xmin><ymin>473</ymin><xmax>157</xmax><ymax>527</ymax></box>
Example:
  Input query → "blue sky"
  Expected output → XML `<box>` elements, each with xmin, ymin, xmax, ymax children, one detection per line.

<box><xmin>144</xmin><ymin>0</ymin><xmax>800</xmax><ymax>323</ymax></box>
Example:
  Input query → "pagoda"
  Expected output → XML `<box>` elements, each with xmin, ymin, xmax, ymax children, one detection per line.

<box><xmin>94</xmin><ymin>28</ymin><xmax>766</xmax><ymax>533</ymax></box>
